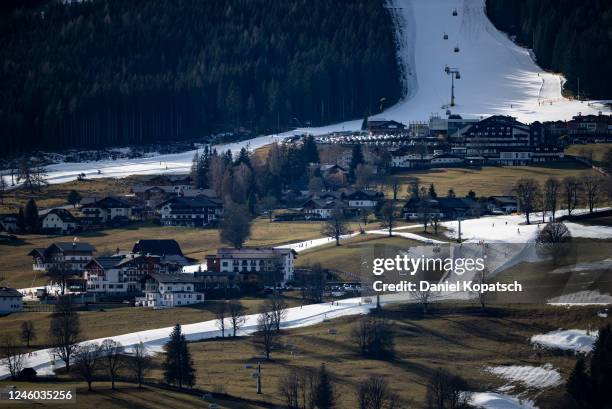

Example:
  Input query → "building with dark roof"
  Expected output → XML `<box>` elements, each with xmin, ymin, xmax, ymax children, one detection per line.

<box><xmin>462</xmin><ymin>115</ymin><xmax>562</xmax><ymax>165</ymax></box>
<box><xmin>402</xmin><ymin>197</ymin><xmax>479</xmax><ymax>220</ymax></box>
<box><xmin>132</xmin><ymin>239</ymin><xmax>183</xmax><ymax>257</ymax></box>
<box><xmin>41</xmin><ymin>208</ymin><xmax>78</xmax><ymax>235</ymax></box>
<box><xmin>81</xmin><ymin>196</ymin><xmax>133</xmax><ymax>224</ymax></box>
<box><xmin>83</xmin><ymin>253</ymin><xmax>170</xmax><ymax>294</ymax></box>
<box><xmin>28</xmin><ymin>241</ymin><xmax>96</xmax><ymax>272</ymax></box>
<box><xmin>205</xmin><ymin>247</ymin><xmax>297</xmax><ymax>283</ymax></box>
<box><xmin>158</xmin><ymin>196</ymin><xmax>223</xmax><ymax>227</ymax></box>
<box><xmin>367</xmin><ymin>119</ymin><xmax>406</xmax><ymax>135</ymax></box>
<box><xmin>139</xmin><ymin>273</ymin><xmax>205</xmax><ymax>308</ymax></box>
<box><xmin>0</xmin><ymin>287</ymin><xmax>23</xmax><ymax>314</ymax></box>
<box><xmin>0</xmin><ymin>213</ymin><xmax>18</xmax><ymax>233</ymax></box>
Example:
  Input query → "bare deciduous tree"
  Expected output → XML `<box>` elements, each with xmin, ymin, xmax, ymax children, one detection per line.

<box><xmin>228</xmin><ymin>301</ymin><xmax>247</xmax><ymax>337</ymax></box>
<box><xmin>410</xmin><ymin>284</ymin><xmax>438</xmax><ymax>315</ymax></box>
<box><xmin>544</xmin><ymin>177</ymin><xmax>560</xmax><ymax>222</ymax></box>
<box><xmin>582</xmin><ymin>174</ymin><xmax>604</xmax><ymax>214</ymax></box>
<box><xmin>101</xmin><ymin>339</ymin><xmax>124</xmax><ymax>390</ymax></box>
<box><xmin>220</xmin><ymin>201</ymin><xmax>252</xmax><ymax>249</ymax></box>
<box><xmin>536</xmin><ymin>222</ymin><xmax>573</xmax><ymax>266</ymax></box>
<box><xmin>129</xmin><ymin>341</ymin><xmax>151</xmax><ymax>388</ymax></box>
<box><xmin>265</xmin><ymin>295</ymin><xmax>288</xmax><ymax>332</ymax></box>
<box><xmin>1</xmin><ymin>335</ymin><xmax>24</xmax><ymax>380</ymax></box>
<box><xmin>256</xmin><ymin>310</ymin><xmax>277</xmax><ymax>359</ymax></box>
<box><xmin>350</xmin><ymin>315</ymin><xmax>394</xmax><ymax>358</ymax></box>
<box><xmin>258</xmin><ymin>195</ymin><xmax>278</xmax><ymax>222</ymax></box>
<box><xmin>301</xmin><ymin>263</ymin><xmax>326</xmax><ymax>303</ymax></box>
<box><xmin>20</xmin><ymin>321</ymin><xmax>37</xmax><ymax>348</ymax></box>
<box><xmin>425</xmin><ymin>368</ymin><xmax>470</xmax><ymax>409</ymax></box>
<box><xmin>513</xmin><ymin>178</ymin><xmax>540</xmax><ymax>224</ymax></box>
<box><xmin>278</xmin><ymin>368</ymin><xmax>317</xmax><ymax>409</ymax></box>
<box><xmin>215</xmin><ymin>301</ymin><xmax>227</xmax><ymax>338</ymax></box>
<box><xmin>50</xmin><ymin>296</ymin><xmax>80</xmax><ymax>372</ymax></box>
<box><xmin>387</xmin><ymin>176</ymin><xmax>401</xmax><ymax>201</ymax></box>
<box><xmin>322</xmin><ymin>205</ymin><xmax>348</xmax><ymax>246</ymax></box>
<box><xmin>378</xmin><ymin>201</ymin><xmax>396</xmax><ymax>237</ymax></box>
<box><xmin>562</xmin><ymin>176</ymin><xmax>581</xmax><ymax>216</ymax></box>
<box><xmin>357</xmin><ymin>375</ymin><xmax>400</xmax><ymax>409</ymax></box>
<box><xmin>74</xmin><ymin>342</ymin><xmax>102</xmax><ymax>391</ymax></box>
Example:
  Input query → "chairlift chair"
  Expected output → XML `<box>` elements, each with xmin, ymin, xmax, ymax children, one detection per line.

<box><xmin>452</xmin><ymin>9</ymin><xmax>458</xmax><ymax>16</ymax></box>
<box><xmin>443</xmin><ymin>33</ymin><xmax>448</xmax><ymax>40</ymax></box>
<box><xmin>454</xmin><ymin>45</ymin><xmax>460</xmax><ymax>53</ymax></box>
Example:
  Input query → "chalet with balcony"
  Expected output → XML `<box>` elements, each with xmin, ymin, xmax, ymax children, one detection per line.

<box><xmin>28</xmin><ymin>241</ymin><xmax>96</xmax><ymax>272</ymax></box>
<box><xmin>205</xmin><ymin>247</ymin><xmax>297</xmax><ymax>283</ymax></box>
<box><xmin>83</xmin><ymin>253</ymin><xmax>169</xmax><ymax>294</ymax></box>
<box><xmin>139</xmin><ymin>273</ymin><xmax>205</xmax><ymax>308</ymax></box>
<box><xmin>158</xmin><ymin>196</ymin><xmax>223</xmax><ymax>227</ymax></box>
<box><xmin>80</xmin><ymin>197</ymin><xmax>133</xmax><ymax>224</ymax></box>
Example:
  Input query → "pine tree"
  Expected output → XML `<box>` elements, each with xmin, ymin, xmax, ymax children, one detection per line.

<box><xmin>349</xmin><ymin>144</ymin><xmax>364</xmax><ymax>180</ymax></box>
<box><xmin>313</xmin><ymin>363</ymin><xmax>335</xmax><ymax>409</ymax></box>
<box><xmin>566</xmin><ymin>356</ymin><xmax>591</xmax><ymax>408</ymax></box>
<box><xmin>590</xmin><ymin>324</ymin><xmax>612</xmax><ymax>408</ymax></box>
<box><xmin>428</xmin><ymin>184</ymin><xmax>437</xmax><ymax>199</ymax></box>
<box><xmin>302</xmin><ymin>135</ymin><xmax>320</xmax><ymax>164</ymax></box>
<box><xmin>16</xmin><ymin>207</ymin><xmax>26</xmax><ymax>232</ymax></box>
<box><xmin>190</xmin><ymin>152</ymin><xmax>200</xmax><ymax>188</ymax></box>
<box><xmin>163</xmin><ymin>324</ymin><xmax>196</xmax><ymax>388</ymax></box>
<box><xmin>24</xmin><ymin>198</ymin><xmax>39</xmax><ymax>233</ymax></box>
<box><xmin>67</xmin><ymin>190</ymin><xmax>81</xmax><ymax>208</ymax></box>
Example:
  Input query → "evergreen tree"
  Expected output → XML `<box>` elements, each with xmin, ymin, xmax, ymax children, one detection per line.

<box><xmin>16</xmin><ymin>207</ymin><xmax>26</xmax><ymax>232</ymax></box>
<box><xmin>67</xmin><ymin>190</ymin><xmax>81</xmax><ymax>208</ymax></box>
<box><xmin>590</xmin><ymin>324</ymin><xmax>612</xmax><ymax>408</ymax></box>
<box><xmin>24</xmin><ymin>198</ymin><xmax>39</xmax><ymax>233</ymax></box>
<box><xmin>428</xmin><ymin>184</ymin><xmax>437</xmax><ymax>199</ymax></box>
<box><xmin>190</xmin><ymin>152</ymin><xmax>200</xmax><ymax>187</ymax></box>
<box><xmin>313</xmin><ymin>364</ymin><xmax>335</xmax><ymax>409</ymax></box>
<box><xmin>566</xmin><ymin>356</ymin><xmax>591</xmax><ymax>408</ymax></box>
<box><xmin>163</xmin><ymin>324</ymin><xmax>196</xmax><ymax>388</ymax></box>
<box><xmin>302</xmin><ymin>135</ymin><xmax>320</xmax><ymax>164</ymax></box>
<box><xmin>236</xmin><ymin>147</ymin><xmax>252</xmax><ymax>169</ymax></box>
<box><xmin>349</xmin><ymin>144</ymin><xmax>364</xmax><ymax>180</ymax></box>
<box><xmin>486</xmin><ymin>0</ymin><xmax>612</xmax><ymax>99</ymax></box>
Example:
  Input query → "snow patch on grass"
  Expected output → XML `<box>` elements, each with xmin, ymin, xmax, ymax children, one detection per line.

<box><xmin>486</xmin><ymin>364</ymin><xmax>562</xmax><ymax>389</ymax></box>
<box><xmin>530</xmin><ymin>329</ymin><xmax>597</xmax><ymax>353</ymax></box>
<box><xmin>548</xmin><ymin>290</ymin><xmax>612</xmax><ymax>306</ymax></box>
<box><xmin>468</xmin><ymin>391</ymin><xmax>537</xmax><ymax>409</ymax></box>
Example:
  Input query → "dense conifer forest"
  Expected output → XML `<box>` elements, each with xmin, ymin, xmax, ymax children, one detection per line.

<box><xmin>486</xmin><ymin>0</ymin><xmax>612</xmax><ymax>100</ymax></box>
<box><xmin>0</xmin><ymin>0</ymin><xmax>401</xmax><ymax>155</ymax></box>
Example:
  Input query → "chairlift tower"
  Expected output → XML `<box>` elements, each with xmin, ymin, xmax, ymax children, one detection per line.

<box><xmin>444</xmin><ymin>66</ymin><xmax>461</xmax><ymax>107</ymax></box>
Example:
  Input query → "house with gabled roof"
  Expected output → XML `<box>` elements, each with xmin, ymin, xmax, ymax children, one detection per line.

<box><xmin>80</xmin><ymin>196</ymin><xmax>133</xmax><ymax>224</ymax></box>
<box><xmin>139</xmin><ymin>273</ymin><xmax>205</xmax><ymax>308</ymax></box>
<box><xmin>158</xmin><ymin>196</ymin><xmax>223</xmax><ymax>227</ymax></box>
<box><xmin>0</xmin><ymin>213</ymin><xmax>18</xmax><ymax>233</ymax></box>
<box><xmin>131</xmin><ymin>239</ymin><xmax>195</xmax><ymax>267</ymax></box>
<box><xmin>28</xmin><ymin>241</ymin><xmax>96</xmax><ymax>272</ymax></box>
<box><xmin>0</xmin><ymin>287</ymin><xmax>23</xmax><ymax>315</ymax></box>
<box><xmin>41</xmin><ymin>208</ymin><xmax>78</xmax><ymax>235</ymax></box>
<box><xmin>83</xmin><ymin>253</ymin><xmax>169</xmax><ymax>294</ymax></box>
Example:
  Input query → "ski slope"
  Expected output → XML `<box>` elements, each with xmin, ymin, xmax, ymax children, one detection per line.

<box><xmin>3</xmin><ymin>0</ymin><xmax>610</xmax><ymax>186</ymax></box>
